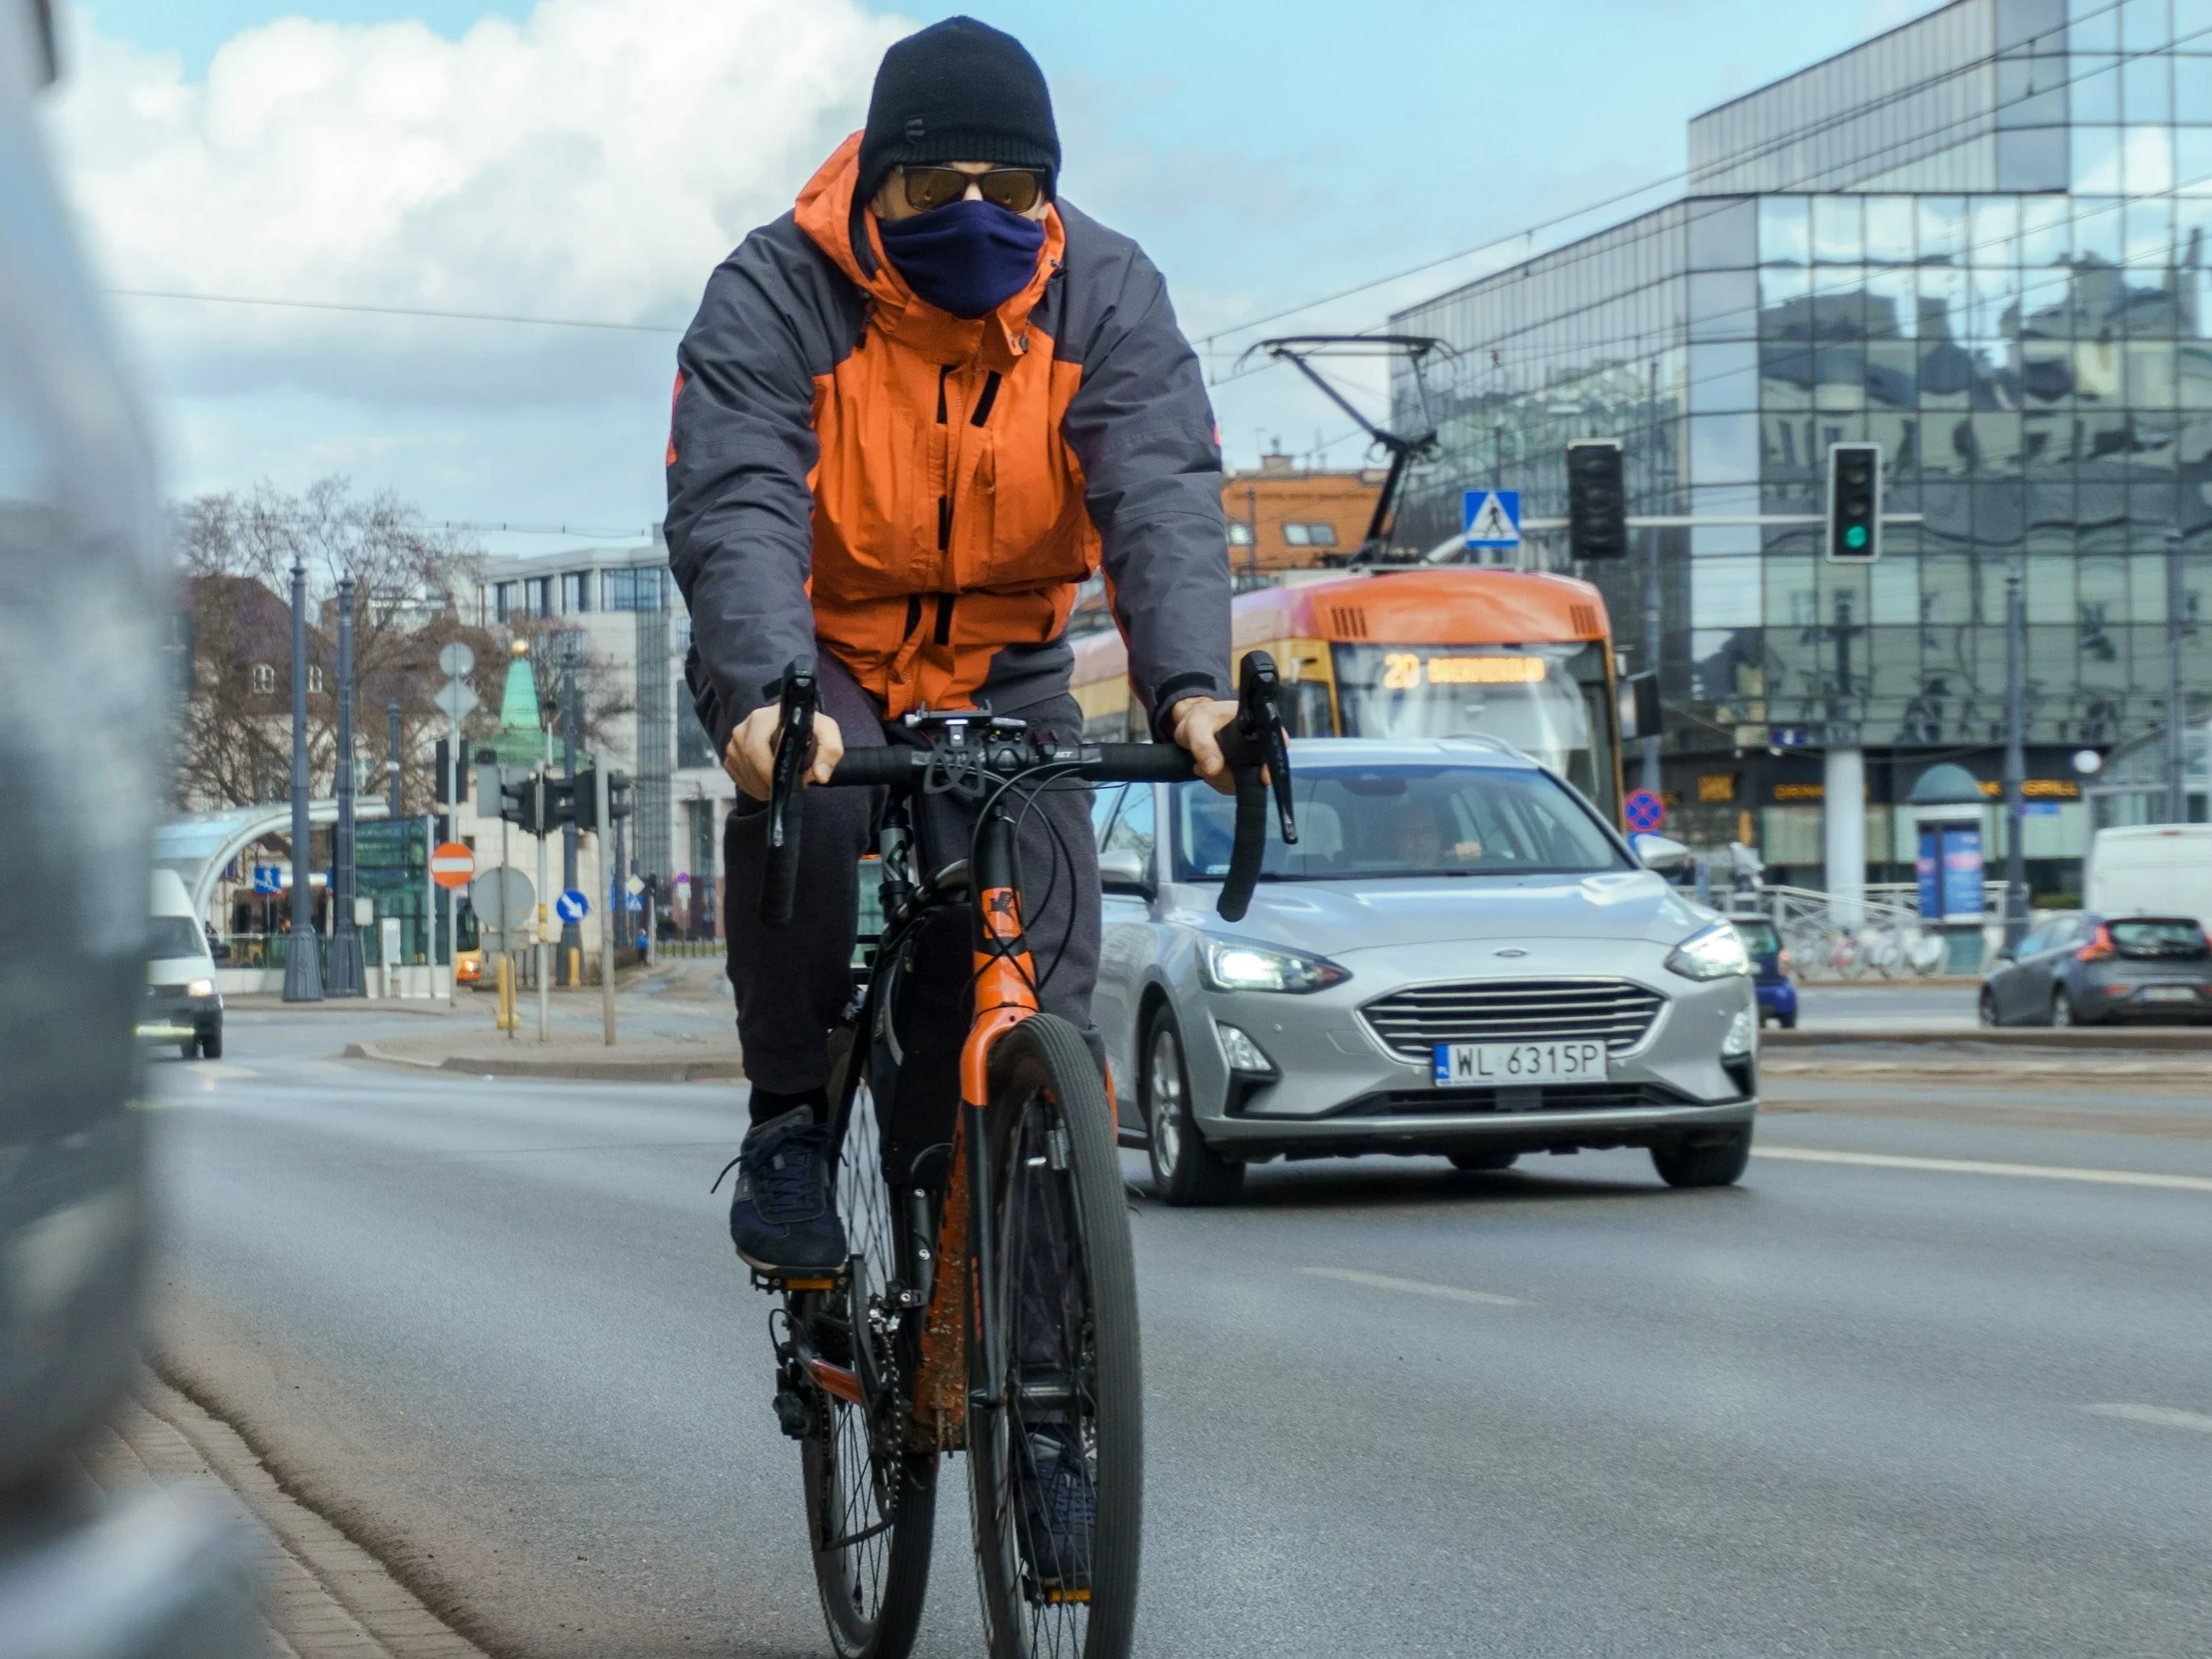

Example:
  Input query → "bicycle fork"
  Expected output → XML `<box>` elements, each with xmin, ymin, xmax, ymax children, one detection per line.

<box><xmin>911</xmin><ymin>811</ymin><xmax>1038</xmax><ymax>1451</ymax></box>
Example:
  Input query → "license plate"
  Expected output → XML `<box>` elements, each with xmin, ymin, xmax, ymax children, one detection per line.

<box><xmin>2140</xmin><ymin>987</ymin><xmax>2198</xmax><ymax>1003</ymax></box>
<box><xmin>135</xmin><ymin>1022</ymin><xmax>192</xmax><ymax>1040</ymax></box>
<box><xmin>1433</xmin><ymin>1041</ymin><xmax>1609</xmax><ymax>1085</ymax></box>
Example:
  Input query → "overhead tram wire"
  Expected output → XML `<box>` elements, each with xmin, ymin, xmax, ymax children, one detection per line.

<box><xmin>1197</xmin><ymin>0</ymin><xmax>2157</xmax><ymax>387</ymax></box>
<box><xmin>101</xmin><ymin>0</ymin><xmax>2141</xmax><ymax>357</ymax></box>
<box><xmin>107</xmin><ymin>286</ymin><xmax>688</xmax><ymax>335</ymax></box>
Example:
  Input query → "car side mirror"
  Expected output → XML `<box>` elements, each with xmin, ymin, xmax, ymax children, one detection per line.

<box><xmin>1633</xmin><ymin>833</ymin><xmax>1692</xmax><ymax>874</ymax></box>
<box><xmin>1098</xmin><ymin>846</ymin><xmax>1153</xmax><ymax>894</ymax></box>
<box><xmin>1995</xmin><ymin>945</ymin><xmax>2015</xmax><ymax>962</ymax></box>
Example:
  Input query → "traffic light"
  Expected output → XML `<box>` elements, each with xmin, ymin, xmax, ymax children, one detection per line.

<box><xmin>498</xmin><ymin>771</ymin><xmax>545</xmax><ymax>835</ymax></box>
<box><xmin>432</xmin><ymin>738</ymin><xmax>469</xmax><ymax>804</ymax></box>
<box><xmin>567</xmin><ymin>768</ymin><xmax>632</xmax><ymax>832</ymax></box>
<box><xmin>1565</xmin><ymin>439</ymin><xmax>1627</xmax><ymax>561</ymax></box>
<box><xmin>1826</xmin><ymin>442</ymin><xmax>1881</xmax><ymax>563</ymax></box>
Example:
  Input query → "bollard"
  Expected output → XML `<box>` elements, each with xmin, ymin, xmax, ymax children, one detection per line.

<box><xmin>496</xmin><ymin>953</ymin><xmax>516</xmax><ymax>1032</ymax></box>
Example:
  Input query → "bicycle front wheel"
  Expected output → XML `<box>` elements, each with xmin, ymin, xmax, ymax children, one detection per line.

<box><xmin>800</xmin><ymin>1069</ymin><xmax>936</xmax><ymax>1659</ymax></box>
<box><xmin>968</xmin><ymin>1014</ymin><xmax>1143</xmax><ymax>1659</ymax></box>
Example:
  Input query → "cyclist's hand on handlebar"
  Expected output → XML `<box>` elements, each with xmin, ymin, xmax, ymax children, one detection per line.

<box><xmin>724</xmin><ymin>704</ymin><xmax>846</xmax><ymax>801</ymax></box>
<box><xmin>1166</xmin><ymin>696</ymin><xmax>1241</xmax><ymax>796</ymax></box>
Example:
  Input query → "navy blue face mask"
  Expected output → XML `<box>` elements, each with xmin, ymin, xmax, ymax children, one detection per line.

<box><xmin>876</xmin><ymin>199</ymin><xmax>1046</xmax><ymax>320</ymax></box>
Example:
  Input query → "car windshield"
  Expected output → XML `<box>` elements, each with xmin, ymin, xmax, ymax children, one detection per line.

<box><xmin>2110</xmin><ymin>919</ymin><xmax>2209</xmax><ymax>957</ymax></box>
<box><xmin>1171</xmin><ymin>763</ymin><xmax>1628</xmax><ymax>883</ymax></box>
<box><xmin>147</xmin><ymin>916</ymin><xmax>207</xmax><ymax>959</ymax></box>
<box><xmin>1732</xmin><ymin>919</ymin><xmax>1781</xmax><ymax>956</ymax></box>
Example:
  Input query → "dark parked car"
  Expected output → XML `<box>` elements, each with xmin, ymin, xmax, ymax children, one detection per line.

<box><xmin>1731</xmin><ymin>914</ymin><xmax>1797</xmax><ymax>1028</ymax></box>
<box><xmin>1979</xmin><ymin>912</ymin><xmax>2212</xmax><ymax>1027</ymax></box>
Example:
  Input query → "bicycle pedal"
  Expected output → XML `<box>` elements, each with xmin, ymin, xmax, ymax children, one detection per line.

<box><xmin>749</xmin><ymin>1269</ymin><xmax>839</xmax><ymax>1293</ymax></box>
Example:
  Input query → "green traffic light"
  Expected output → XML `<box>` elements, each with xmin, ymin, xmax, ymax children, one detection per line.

<box><xmin>1845</xmin><ymin>525</ymin><xmax>1869</xmax><ymax>550</ymax></box>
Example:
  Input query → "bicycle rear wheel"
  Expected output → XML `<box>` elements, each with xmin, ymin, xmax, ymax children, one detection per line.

<box><xmin>968</xmin><ymin>1014</ymin><xmax>1143</xmax><ymax>1659</ymax></box>
<box><xmin>799</xmin><ymin>1066</ymin><xmax>936</xmax><ymax>1659</ymax></box>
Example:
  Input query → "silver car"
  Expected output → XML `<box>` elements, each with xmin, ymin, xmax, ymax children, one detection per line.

<box><xmin>1088</xmin><ymin>738</ymin><xmax>1759</xmax><ymax>1204</ymax></box>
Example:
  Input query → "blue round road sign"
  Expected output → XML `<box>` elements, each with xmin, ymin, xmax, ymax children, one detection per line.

<box><xmin>556</xmin><ymin>887</ymin><xmax>590</xmax><ymax>923</ymax></box>
<box><xmin>1624</xmin><ymin>789</ymin><xmax>1666</xmax><ymax>833</ymax></box>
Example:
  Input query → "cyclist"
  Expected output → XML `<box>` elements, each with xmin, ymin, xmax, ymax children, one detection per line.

<box><xmin>666</xmin><ymin>16</ymin><xmax>1238</xmax><ymax>1280</ymax></box>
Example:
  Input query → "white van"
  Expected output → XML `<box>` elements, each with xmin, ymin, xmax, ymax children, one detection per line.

<box><xmin>2085</xmin><ymin>825</ymin><xmax>2212</xmax><ymax>926</ymax></box>
<box><xmin>142</xmin><ymin>869</ymin><xmax>223</xmax><ymax>1060</ymax></box>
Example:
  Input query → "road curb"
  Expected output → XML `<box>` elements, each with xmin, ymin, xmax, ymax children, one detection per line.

<box><xmin>343</xmin><ymin>1039</ymin><xmax>745</xmax><ymax>1084</ymax></box>
<box><xmin>91</xmin><ymin>1372</ymin><xmax>489</xmax><ymax>1659</ymax></box>
<box><xmin>1767</xmin><ymin>1027</ymin><xmax>2212</xmax><ymax>1051</ymax></box>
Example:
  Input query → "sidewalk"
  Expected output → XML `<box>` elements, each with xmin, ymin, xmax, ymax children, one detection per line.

<box><xmin>346</xmin><ymin>1023</ymin><xmax>746</xmax><ymax>1083</ymax></box>
<box><xmin>76</xmin><ymin>1374</ymin><xmax>487</xmax><ymax>1659</ymax></box>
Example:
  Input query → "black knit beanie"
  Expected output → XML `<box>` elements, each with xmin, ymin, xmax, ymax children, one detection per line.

<box><xmin>857</xmin><ymin>16</ymin><xmax>1059</xmax><ymax>206</ymax></box>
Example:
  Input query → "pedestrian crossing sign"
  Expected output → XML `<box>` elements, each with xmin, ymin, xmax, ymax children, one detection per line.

<box><xmin>1463</xmin><ymin>489</ymin><xmax>1522</xmax><ymax>549</ymax></box>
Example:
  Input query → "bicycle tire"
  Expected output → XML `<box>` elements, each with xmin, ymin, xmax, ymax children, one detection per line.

<box><xmin>968</xmin><ymin>1013</ymin><xmax>1143</xmax><ymax>1659</ymax></box>
<box><xmin>800</xmin><ymin>1062</ymin><xmax>936</xmax><ymax>1659</ymax></box>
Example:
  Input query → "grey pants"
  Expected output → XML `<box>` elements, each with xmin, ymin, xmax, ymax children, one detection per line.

<box><xmin>722</xmin><ymin>651</ymin><xmax>1102</xmax><ymax>1097</ymax></box>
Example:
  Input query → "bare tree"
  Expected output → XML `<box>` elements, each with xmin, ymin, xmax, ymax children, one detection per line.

<box><xmin>171</xmin><ymin>477</ymin><xmax>509</xmax><ymax>815</ymax></box>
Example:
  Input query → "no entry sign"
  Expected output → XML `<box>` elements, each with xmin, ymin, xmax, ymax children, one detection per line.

<box><xmin>429</xmin><ymin>841</ymin><xmax>475</xmax><ymax>890</ymax></box>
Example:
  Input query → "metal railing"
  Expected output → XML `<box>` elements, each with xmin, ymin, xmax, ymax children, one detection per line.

<box><xmin>1733</xmin><ymin>885</ymin><xmax>1953</xmax><ymax>981</ymax></box>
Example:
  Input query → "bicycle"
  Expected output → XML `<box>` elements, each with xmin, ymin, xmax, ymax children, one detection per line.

<box><xmin>750</xmin><ymin>650</ymin><xmax>1295</xmax><ymax>1659</ymax></box>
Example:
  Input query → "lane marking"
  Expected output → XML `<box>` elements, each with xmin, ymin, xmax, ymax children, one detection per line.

<box><xmin>1299</xmin><ymin>1266</ymin><xmax>1523</xmax><ymax>1307</ymax></box>
<box><xmin>1752</xmin><ymin>1146</ymin><xmax>2212</xmax><ymax>1194</ymax></box>
<box><xmin>2082</xmin><ymin>1403</ymin><xmax>2212</xmax><ymax>1435</ymax></box>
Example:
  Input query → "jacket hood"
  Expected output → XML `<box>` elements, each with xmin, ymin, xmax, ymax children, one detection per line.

<box><xmin>795</xmin><ymin>131</ymin><xmax>1063</xmax><ymax>369</ymax></box>
<box><xmin>1176</xmin><ymin>872</ymin><xmax>1715</xmax><ymax>955</ymax></box>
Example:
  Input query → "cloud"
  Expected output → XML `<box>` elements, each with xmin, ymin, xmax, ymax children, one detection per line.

<box><xmin>44</xmin><ymin>0</ymin><xmax>908</xmax><ymax>410</ymax></box>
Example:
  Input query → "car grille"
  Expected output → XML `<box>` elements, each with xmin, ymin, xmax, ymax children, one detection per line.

<box><xmin>1359</xmin><ymin>978</ymin><xmax>1665</xmax><ymax>1059</ymax></box>
<box><xmin>1336</xmin><ymin>1081</ymin><xmax>1695</xmax><ymax>1117</ymax></box>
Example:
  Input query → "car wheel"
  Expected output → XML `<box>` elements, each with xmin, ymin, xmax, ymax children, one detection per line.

<box><xmin>199</xmin><ymin>1023</ymin><xmax>222</xmax><ymax>1061</ymax></box>
<box><xmin>1650</xmin><ymin>1128</ymin><xmax>1752</xmax><ymax>1189</ymax></box>
<box><xmin>2050</xmin><ymin>989</ymin><xmax>2075</xmax><ymax>1028</ymax></box>
<box><xmin>1447</xmin><ymin>1150</ymin><xmax>1518</xmax><ymax>1172</ymax></box>
<box><xmin>1143</xmin><ymin>1009</ymin><xmax>1241</xmax><ymax>1207</ymax></box>
<box><xmin>1777</xmin><ymin>1010</ymin><xmax>1797</xmax><ymax>1031</ymax></box>
<box><xmin>177</xmin><ymin>1041</ymin><xmax>196</xmax><ymax>1062</ymax></box>
<box><xmin>1978</xmin><ymin>989</ymin><xmax>2001</xmax><ymax>1028</ymax></box>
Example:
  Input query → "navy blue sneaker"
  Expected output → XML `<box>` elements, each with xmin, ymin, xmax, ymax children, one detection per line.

<box><xmin>728</xmin><ymin>1107</ymin><xmax>846</xmax><ymax>1277</ymax></box>
<box><xmin>1019</xmin><ymin>1426</ymin><xmax>1095</xmax><ymax>1595</ymax></box>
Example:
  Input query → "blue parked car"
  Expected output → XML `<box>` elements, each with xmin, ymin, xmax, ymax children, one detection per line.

<box><xmin>1731</xmin><ymin>914</ymin><xmax>1797</xmax><ymax>1028</ymax></box>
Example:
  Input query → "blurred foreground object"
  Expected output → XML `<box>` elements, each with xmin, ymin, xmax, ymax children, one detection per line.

<box><xmin>0</xmin><ymin>2</ymin><xmax>259</xmax><ymax>1651</ymax></box>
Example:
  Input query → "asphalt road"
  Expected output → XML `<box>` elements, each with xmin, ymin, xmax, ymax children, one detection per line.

<box><xmin>1792</xmin><ymin>982</ymin><xmax>1979</xmax><ymax>1028</ymax></box>
<box><xmin>150</xmin><ymin>1009</ymin><xmax>2212</xmax><ymax>1657</ymax></box>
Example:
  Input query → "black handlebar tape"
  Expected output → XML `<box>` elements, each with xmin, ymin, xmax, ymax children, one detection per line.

<box><xmin>823</xmin><ymin>746</ymin><xmax>924</xmax><ymax>787</ymax></box>
<box><xmin>1216</xmin><ymin>767</ymin><xmax>1269</xmax><ymax>924</ymax></box>
<box><xmin>1089</xmin><ymin>744</ymin><xmax>1197</xmax><ymax>781</ymax></box>
<box><xmin>758</xmin><ymin>659</ymin><xmax>817</xmax><ymax>928</ymax></box>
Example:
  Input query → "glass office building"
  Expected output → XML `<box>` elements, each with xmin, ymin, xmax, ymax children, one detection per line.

<box><xmin>1392</xmin><ymin>0</ymin><xmax>2212</xmax><ymax>896</ymax></box>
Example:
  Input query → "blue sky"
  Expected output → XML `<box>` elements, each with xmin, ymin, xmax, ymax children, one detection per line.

<box><xmin>58</xmin><ymin>0</ymin><xmax>1933</xmax><ymax>542</ymax></box>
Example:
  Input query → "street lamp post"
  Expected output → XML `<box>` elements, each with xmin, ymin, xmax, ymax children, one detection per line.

<box><xmin>281</xmin><ymin>558</ymin><xmax>323</xmax><ymax>1001</ymax></box>
<box><xmin>559</xmin><ymin>637</ymin><xmax>582</xmax><ymax>972</ymax></box>
<box><xmin>2168</xmin><ymin>525</ymin><xmax>2187</xmax><ymax>824</ymax></box>
<box><xmin>387</xmin><ymin>698</ymin><xmax>403</xmax><ymax>820</ymax></box>
<box><xmin>326</xmin><ymin>574</ymin><xmax>366</xmax><ymax>996</ymax></box>
<box><xmin>2002</xmin><ymin>564</ymin><xmax>2029</xmax><ymax>952</ymax></box>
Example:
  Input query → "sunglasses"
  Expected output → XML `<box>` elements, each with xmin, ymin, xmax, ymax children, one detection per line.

<box><xmin>901</xmin><ymin>165</ymin><xmax>1049</xmax><ymax>215</ymax></box>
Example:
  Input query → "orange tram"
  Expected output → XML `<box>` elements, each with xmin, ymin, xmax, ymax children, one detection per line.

<box><xmin>1071</xmin><ymin>566</ymin><xmax>1629</xmax><ymax>827</ymax></box>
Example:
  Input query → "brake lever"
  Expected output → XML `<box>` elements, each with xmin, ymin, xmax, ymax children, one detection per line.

<box><xmin>1236</xmin><ymin>651</ymin><xmax>1298</xmax><ymax>845</ymax></box>
<box><xmin>768</xmin><ymin>655</ymin><xmax>819</xmax><ymax>853</ymax></box>
<box><xmin>758</xmin><ymin>656</ymin><xmax>817</xmax><ymax>927</ymax></box>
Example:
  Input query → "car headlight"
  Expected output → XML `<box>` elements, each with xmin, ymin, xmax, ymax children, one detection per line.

<box><xmin>1199</xmin><ymin>937</ymin><xmax>1350</xmax><ymax>994</ymax></box>
<box><xmin>186</xmin><ymin>978</ymin><xmax>216</xmax><ymax>999</ymax></box>
<box><xmin>1722</xmin><ymin>1005</ymin><xmax>1755</xmax><ymax>1057</ymax></box>
<box><xmin>1666</xmin><ymin>923</ymin><xmax>1749</xmax><ymax>982</ymax></box>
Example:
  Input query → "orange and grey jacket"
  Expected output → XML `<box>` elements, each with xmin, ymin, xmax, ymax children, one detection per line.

<box><xmin>666</xmin><ymin>134</ymin><xmax>1230</xmax><ymax>746</ymax></box>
